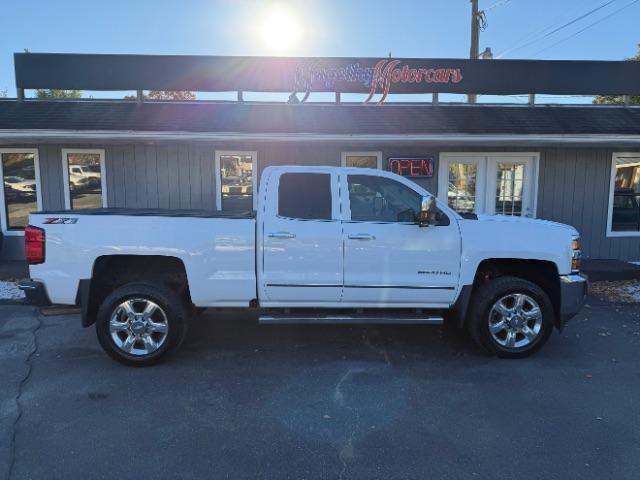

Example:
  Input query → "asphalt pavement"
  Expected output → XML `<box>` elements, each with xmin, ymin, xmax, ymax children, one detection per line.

<box><xmin>1</xmin><ymin>298</ymin><xmax>640</xmax><ymax>480</ymax></box>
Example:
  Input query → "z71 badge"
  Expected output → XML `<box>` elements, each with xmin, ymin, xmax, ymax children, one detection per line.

<box><xmin>43</xmin><ymin>218</ymin><xmax>78</xmax><ymax>225</ymax></box>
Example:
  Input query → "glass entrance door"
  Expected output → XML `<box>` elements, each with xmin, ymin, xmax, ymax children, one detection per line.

<box><xmin>486</xmin><ymin>157</ymin><xmax>536</xmax><ymax>217</ymax></box>
<box><xmin>438</xmin><ymin>153</ymin><xmax>538</xmax><ymax>218</ymax></box>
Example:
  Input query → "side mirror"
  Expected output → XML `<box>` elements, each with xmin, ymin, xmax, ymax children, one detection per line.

<box><xmin>418</xmin><ymin>195</ymin><xmax>437</xmax><ymax>227</ymax></box>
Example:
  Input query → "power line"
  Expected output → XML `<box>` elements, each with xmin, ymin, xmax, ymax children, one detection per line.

<box><xmin>484</xmin><ymin>0</ymin><xmax>513</xmax><ymax>12</ymax></box>
<box><xmin>532</xmin><ymin>0</ymin><xmax>640</xmax><ymax>57</ymax></box>
<box><xmin>495</xmin><ymin>2</ymin><xmax>590</xmax><ymax>58</ymax></box>
<box><xmin>497</xmin><ymin>0</ymin><xmax>620</xmax><ymax>58</ymax></box>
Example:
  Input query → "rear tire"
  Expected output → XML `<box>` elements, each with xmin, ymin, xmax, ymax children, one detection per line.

<box><xmin>96</xmin><ymin>282</ymin><xmax>189</xmax><ymax>366</ymax></box>
<box><xmin>467</xmin><ymin>276</ymin><xmax>554</xmax><ymax>358</ymax></box>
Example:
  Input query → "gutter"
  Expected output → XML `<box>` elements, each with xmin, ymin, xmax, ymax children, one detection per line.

<box><xmin>1</xmin><ymin>129</ymin><xmax>640</xmax><ymax>146</ymax></box>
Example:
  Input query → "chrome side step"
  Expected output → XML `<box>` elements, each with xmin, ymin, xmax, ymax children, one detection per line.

<box><xmin>258</xmin><ymin>314</ymin><xmax>444</xmax><ymax>325</ymax></box>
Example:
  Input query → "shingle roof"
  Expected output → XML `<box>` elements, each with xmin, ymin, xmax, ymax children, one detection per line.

<box><xmin>0</xmin><ymin>100</ymin><xmax>639</xmax><ymax>136</ymax></box>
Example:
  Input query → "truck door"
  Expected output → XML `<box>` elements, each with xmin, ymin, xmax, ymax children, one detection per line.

<box><xmin>341</xmin><ymin>172</ymin><xmax>461</xmax><ymax>306</ymax></box>
<box><xmin>261</xmin><ymin>170</ymin><xmax>343</xmax><ymax>304</ymax></box>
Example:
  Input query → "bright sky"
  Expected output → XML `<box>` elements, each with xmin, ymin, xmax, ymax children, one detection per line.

<box><xmin>0</xmin><ymin>0</ymin><xmax>638</xmax><ymax>102</ymax></box>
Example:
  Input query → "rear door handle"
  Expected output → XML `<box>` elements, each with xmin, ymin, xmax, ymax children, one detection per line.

<box><xmin>348</xmin><ymin>233</ymin><xmax>375</xmax><ymax>240</ymax></box>
<box><xmin>268</xmin><ymin>231</ymin><xmax>296</xmax><ymax>239</ymax></box>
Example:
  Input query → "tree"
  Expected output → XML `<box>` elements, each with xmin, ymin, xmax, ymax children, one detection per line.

<box><xmin>0</xmin><ymin>89</ymin><xmax>7</xmax><ymax>98</ymax></box>
<box><xmin>35</xmin><ymin>89</ymin><xmax>82</xmax><ymax>99</ymax></box>
<box><xmin>593</xmin><ymin>44</ymin><xmax>640</xmax><ymax>105</ymax></box>
<box><xmin>124</xmin><ymin>90</ymin><xmax>196</xmax><ymax>101</ymax></box>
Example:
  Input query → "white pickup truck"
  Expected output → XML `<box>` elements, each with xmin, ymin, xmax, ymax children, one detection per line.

<box><xmin>20</xmin><ymin>166</ymin><xmax>587</xmax><ymax>365</ymax></box>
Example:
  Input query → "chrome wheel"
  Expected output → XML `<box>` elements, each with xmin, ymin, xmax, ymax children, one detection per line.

<box><xmin>488</xmin><ymin>293</ymin><xmax>543</xmax><ymax>350</ymax></box>
<box><xmin>109</xmin><ymin>298</ymin><xmax>169</xmax><ymax>356</ymax></box>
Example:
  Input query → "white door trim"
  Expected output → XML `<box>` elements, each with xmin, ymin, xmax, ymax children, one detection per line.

<box><xmin>0</xmin><ymin>148</ymin><xmax>43</xmax><ymax>235</ymax></box>
<box><xmin>214</xmin><ymin>150</ymin><xmax>258</xmax><ymax>210</ymax></box>
<box><xmin>439</xmin><ymin>152</ymin><xmax>540</xmax><ymax>217</ymax></box>
<box><xmin>61</xmin><ymin>148</ymin><xmax>108</xmax><ymax>210</ymax></box>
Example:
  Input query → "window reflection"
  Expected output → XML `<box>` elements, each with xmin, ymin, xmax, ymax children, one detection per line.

<box><xmin>345</xmin><ymin>155</ymin><xmax>378</xmax><ymax>169</ymax></box>
<box><xmin>1</xmin><ymin>153</ymin><xmax>38</xmax><ymax>229</ymax></box>
<box><xmin>495</xmin><ymin>163</ymin><xmax>524</xmax><ymax>216</ymax></box>
<box><xmin>447</xmin><ymin>163</ymin><xmax>476</xmax><ymax>213</ymax></box>
<box><xmin>220</xmin><ymin>154</ymin><xmax>254</xmax><ymax>211</ymax></box>
<box><xmin>67</xmin><ymin>153</ymin><xmax>103</xmax><ymax>209</ymax></box>
<box><xmin>612</xmin><ymin>159</ymin><xmax>640</xmax><ymax>232</ymax></box>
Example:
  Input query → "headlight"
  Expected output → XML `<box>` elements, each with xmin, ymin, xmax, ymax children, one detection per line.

<box><xmin>571</xmin><ymin>236</ymin><xmax>582</xmax><ymax>272</ymax></box>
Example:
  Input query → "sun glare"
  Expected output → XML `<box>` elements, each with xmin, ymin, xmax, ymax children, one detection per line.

<box><xmin>259</xmin><ymin>6</ymin><xmax>302</xmax><ymax>53</ymax></box>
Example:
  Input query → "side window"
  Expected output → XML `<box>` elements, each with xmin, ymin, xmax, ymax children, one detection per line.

<box><xmin>348</xmin><ymin>175</ymin><xmax>421</xmax><ymax>223</ymax></box>
<box><xmin>278</xmin><ymin>173</ymin><xmax>332</xmax><ymax>220</ymax></box>
<box><xmin>62</xmin><ymin>149</ymin><xmax>106</xmax><ymax>210</ymax></box>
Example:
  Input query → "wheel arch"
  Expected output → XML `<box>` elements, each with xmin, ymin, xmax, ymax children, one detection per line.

<box><xmin>451</xmin><ymin>258</ymin><xmax>561</xmax><ymax>329</ymax></box>
<box><xmin>77</xmin><ymin>254</ymin><xmax>191</xmax><ymax>327</ymax></box>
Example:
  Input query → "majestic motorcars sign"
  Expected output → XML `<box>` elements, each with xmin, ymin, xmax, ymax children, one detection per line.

<box><xmin>388</xmin><ymin>156</ymin><xmax>435</xmax><ymax>178</ymax></box>
<box><xmin>294</xmin><ymin>59</ymin><xmax>463</xmax><ymax>103</ymax></box>
<box><xmin>14</xmin><ymin>53</ymin><xmax>640</xmax><ymax>98</ymax></box>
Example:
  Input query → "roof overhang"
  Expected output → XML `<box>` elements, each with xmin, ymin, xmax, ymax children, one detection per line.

<box><xmin>1</xmin><ymin>129</ymin><xmax>640</xmax><ymax>147</ymax></box>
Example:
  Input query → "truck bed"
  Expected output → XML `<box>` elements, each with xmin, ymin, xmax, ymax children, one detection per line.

<box><xmin>28</xmin><ymin>210</ymin><xmax>257</xmax><ymax>307</ymax></box>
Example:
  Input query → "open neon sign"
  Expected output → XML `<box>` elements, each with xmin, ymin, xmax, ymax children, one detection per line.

<box><xmin>388</xmin><ymin>157</ymin><xmax>434</xmax><ymax>178</ymax></box>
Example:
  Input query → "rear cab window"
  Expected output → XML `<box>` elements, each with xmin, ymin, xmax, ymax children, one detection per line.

<box><xmin>278</xmin><ymin>172</ymin><xmax>332</xmax><ymax>220</ymax></box>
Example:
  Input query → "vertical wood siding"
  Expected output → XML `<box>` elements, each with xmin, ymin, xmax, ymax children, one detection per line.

<box><xmin>4</xmin><ymin>142</ymin><xmax>640</xmax><ymax>261</ymax></box>
<box><xmin>536</xmin><ymin>148</ymin><xmax>640</xmax><ymax>260</ymax></box>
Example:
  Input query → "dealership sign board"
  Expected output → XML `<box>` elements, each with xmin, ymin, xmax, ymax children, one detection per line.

<box><xmin>388</xmin><ymin>157</ymin><xmax>435</xmax><ymax>178</ymax></box>
<box><xmin>14</xmin><ymin>53</ymin><xmax>640</xmax><ymax>98</ymax></box>
<box><xmin>295</xmin><ymin>60</ymin><xmax>463</xmax><ymax>103</ymax></box>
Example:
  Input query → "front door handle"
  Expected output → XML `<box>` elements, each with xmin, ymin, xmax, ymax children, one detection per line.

<box><xmin>268</xmin><ymin>231</ymin><xmax>296</xmax><ymax>239</ymax></box>
<box><xmin>348</xmin><ymin>233</ymin><xmax>376</xmax><ymax>240</ymax></box>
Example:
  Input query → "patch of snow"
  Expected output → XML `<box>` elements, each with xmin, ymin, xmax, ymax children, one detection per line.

<box><xmin>0</xmin><ymin>281</ymin><xmax>25</xmax><ymax>300</ymax></box>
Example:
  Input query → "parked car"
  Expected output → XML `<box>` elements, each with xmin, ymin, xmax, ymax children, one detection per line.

<box><xmin>69</xmin><ymin>173</ymin><xmax>90</xmax><ymax>192</ymax></box>
<box><xmin>20</xmin><ymin>166</ymin><xmax>586</xmax><ymax>365</ymax></box>
<box><xmin>3</xmin><ymin>176</ymin><xmax>37</xmax><ymax>201</ymax></box>
<box><xmin>611</xmin><ymin>188</ymin><xmax>640</xmax><ymax>231</ymax></box>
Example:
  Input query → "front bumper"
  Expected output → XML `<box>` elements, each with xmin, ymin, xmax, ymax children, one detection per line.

<box><xmin>559</xmin><ymin>273</ymin><xmax>588</xmax><ymax>325</ymax></box>
<box><xmin>18</xmin><ymin>279</ymin><xmax>51</xmax><ymax>306</ymax></box>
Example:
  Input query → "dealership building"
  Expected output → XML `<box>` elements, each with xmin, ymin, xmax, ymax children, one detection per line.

<box><xmin>0</xmin><ymin>53</ymin><xmax>639</xmax><ymax>260</ymax></box>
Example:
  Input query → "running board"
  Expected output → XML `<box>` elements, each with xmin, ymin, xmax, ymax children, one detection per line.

<box><xmin>258</xmin><ymin>314</ymin><xmax>444</xmax><ymax>325</ymax></box>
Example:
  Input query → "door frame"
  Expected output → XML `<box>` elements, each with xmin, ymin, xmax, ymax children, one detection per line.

<box><xmin>438</xmin><ymin>152</ymin><xmax>540</xmax><ymax>217</ymax></box>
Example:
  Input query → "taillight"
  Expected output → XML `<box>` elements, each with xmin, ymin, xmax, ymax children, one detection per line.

<box><xmin>25</xmin><ymin>225</ymin><xmax>45</xmax><ymax>265</ymax></box>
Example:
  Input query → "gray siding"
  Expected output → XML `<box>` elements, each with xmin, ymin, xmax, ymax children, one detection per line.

<box><xmin>105</xmin><ymin>144</ymin><xmax>218</xmax><ymax>211</ymax></box>
<box><xmin>2</xmin><ymin>142</ymin><xmax>640</xmax><ymax>261</ymax></box>
<box><xmin>536</xmin><ymin>148</ymin><xmax>640</xmax><ymax>260</ymax></box>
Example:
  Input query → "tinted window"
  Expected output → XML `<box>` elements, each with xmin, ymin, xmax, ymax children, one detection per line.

<box><xmin>348</xmin><ymin>175</ymin><xmax>421</xmax><ymax>223</ymax></box>
<box><xmin>278</xmin><ymin>173</ymin><xmax>332</xmax><ymax>220</ymax></box>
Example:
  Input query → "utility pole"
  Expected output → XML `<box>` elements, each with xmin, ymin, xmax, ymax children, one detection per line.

<box><xmin>469</xmin><ymin>0</ymin><xmax>480</xmax><ymax>104</ymax></box>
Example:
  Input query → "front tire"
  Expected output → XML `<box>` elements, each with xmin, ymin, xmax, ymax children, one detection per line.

<box><xmin>467</xmin><ymin>276</ymin><xmax>554</xmax><ymax>358</ymax></box>
<box><xmin>96</xmin><ymin>282</ymin><xmax>189</xmax><ymax>366</ymax></box>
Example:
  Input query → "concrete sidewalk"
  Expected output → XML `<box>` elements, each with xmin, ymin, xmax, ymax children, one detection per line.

<box><xmin>582</xmin><ymin>259</ymin><xmax>640</xmax><ymax>282</ymax></box>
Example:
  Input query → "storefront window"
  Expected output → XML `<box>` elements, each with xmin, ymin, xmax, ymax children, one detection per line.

<box><xmin>342</xmin><ymin>152</ymin><xmax>381</xmax><ymax>169</ymax></box>
<box><xmin>611</xmin><ymin>158</ymin><xmax>640</xmax><ymax>232</ymax></box>
<box><xmin>218</xmin><ymin>153</ymin><xmax>255</xmax><ymax>211</ymax></box>
<box><xmin>447</xmin><ymin>163</ymin><xmax>477</xmax><ymax>213</ymax></box>
<box><xmin>63</xmin><ymin>150</ymin><xmax>105</xmax><ymax>210</ymax></box>
<box><xmin>1</xmin><ymin>151</ymin><xmax>40</xmax><ymax>230</ymax></box>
